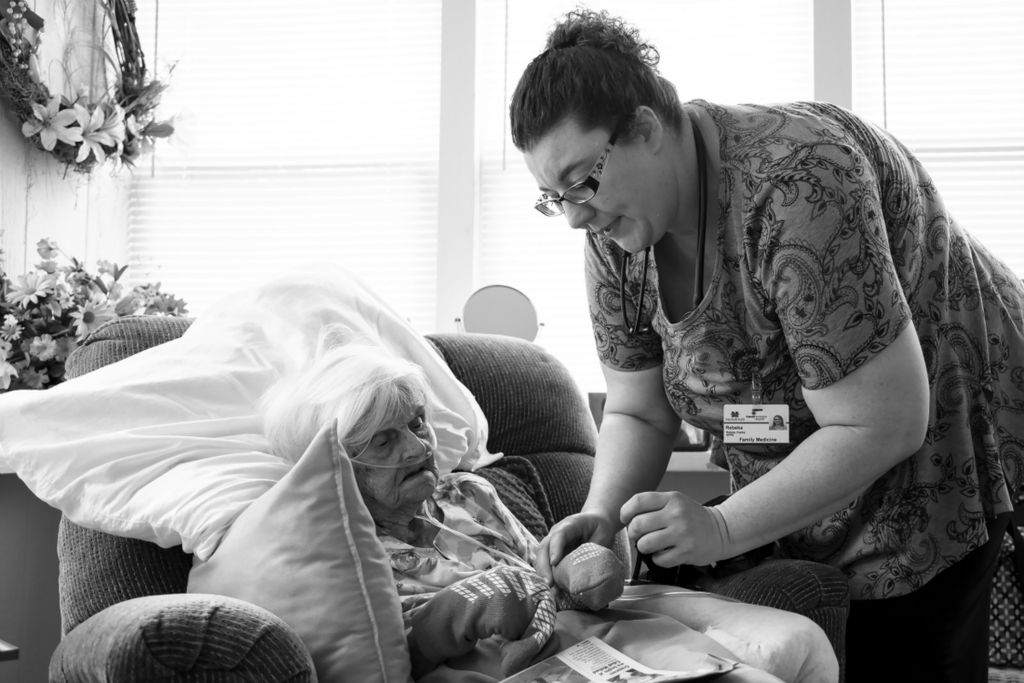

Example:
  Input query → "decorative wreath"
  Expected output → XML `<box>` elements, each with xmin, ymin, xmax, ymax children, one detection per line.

<box><xmin>0</xmin><ymin>0</ymin><xmax>172</xmax><ymax>173</ymax></box>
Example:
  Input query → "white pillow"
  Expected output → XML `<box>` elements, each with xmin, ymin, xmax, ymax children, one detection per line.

<box><xmin>0</xmin><ymin>265</ymin><xmax>495</xmax><ymax>560</ymax></box>
<box><xmin>0</xmin><ymin>335</ymin><xmax>290</xmax><ymax>559</ymax></box>
<box><xmin>187</xmin><ymin>422</ymin><xmax>411</xmax><ymax>683</ymax></box>
<box><xmin>184</xmin><ymin>266</ymin><xmax>495</xmax><ymax>472</ymax></box>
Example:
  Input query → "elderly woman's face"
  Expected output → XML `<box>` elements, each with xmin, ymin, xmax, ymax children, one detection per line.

<box><xmin>348</xmin><ymin>405</ymin><xmax>439</xmax><ymax>516</ymax></box>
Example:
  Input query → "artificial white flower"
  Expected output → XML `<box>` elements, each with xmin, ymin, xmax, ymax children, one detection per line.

<box><xmin>7</xmin><ymin>270</ymin><xmax>54</xmax><ymax>307</ymax></box>
<box><xmin>69</xmin><ymin>295</ymin><xmax>116</xmax><ymax>339</ymax></box>
<box><xmin>0</xmin><ymin>361</ymin><xmax>18</xmax><ymax>391</ymax></box>
<box><xmin>1</xmin><ymin>314</ymin><xmax>21</xmax><ymax>341</ymax></box>
<box><xmin>21</xmin><ymin>95</ymin><xmax>83</xmax><ymax>151</ymax></box>
<box><xmin>75</xmin><ymin>104</ymin><xmax>126</xmax><ymax>164</ymax></box>
<box><xmin>36</xmin><ymin>238</ymin><xmax>59</xmax><ymax>259</ymax></box>
<box><xmin>100</xmin><ymin>105</ymin><xmax>126</xmax><ymax>144</ymax></box>
<box><xmin>28</xmin><ymin>334</ymin><xmax>58</xmax><ymax>362</ymax></box>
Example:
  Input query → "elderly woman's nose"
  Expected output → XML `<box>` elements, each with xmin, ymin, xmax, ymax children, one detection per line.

<box><xmin>397</xmin><ymin>430</ymin><xmax>430</xmax><ymax>459</ymax></box>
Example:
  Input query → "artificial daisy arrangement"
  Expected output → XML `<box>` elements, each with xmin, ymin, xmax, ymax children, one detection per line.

<box><xmin>0</xmin><ymin>238</ymin><xmax>188</xmax><ymax>391</ymax></box>
<box><xmin>0</xmin><ymin>0</ymin><xmax>173</xmax><ymax>172</ymax></box>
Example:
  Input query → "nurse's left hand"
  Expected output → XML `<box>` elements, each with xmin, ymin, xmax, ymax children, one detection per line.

<box><xmin>620</xmin><ymin>490</ymin><xmax>730</xmax><ymax>568</ymax></box>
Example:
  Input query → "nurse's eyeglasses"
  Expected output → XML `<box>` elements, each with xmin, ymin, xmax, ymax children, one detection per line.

<box><xmin>534</xmin><ymin>129</ymin><xmax>619</xmax><ymax>217</ymax></box>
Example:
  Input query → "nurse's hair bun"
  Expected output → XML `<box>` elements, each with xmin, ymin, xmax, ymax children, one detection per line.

<box><xmin>545</xmin><ymin>8</ymin><xmax>661</xmax><ymax>70</ymax></box>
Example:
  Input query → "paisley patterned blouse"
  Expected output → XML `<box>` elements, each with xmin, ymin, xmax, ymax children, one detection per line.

<box><xmin>379</xmin><ymin>471</ymin><xmax>540</xmax><ymax>615</ymax></box>
<box><xmin>585</xmin><ymin>100</ymin><xmax>1024</xmax><ymax>599</ymax></box>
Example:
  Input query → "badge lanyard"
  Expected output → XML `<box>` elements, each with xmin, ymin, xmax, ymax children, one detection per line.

<box><xmin>616</xmin><ymin>114</ymin><xmax>791</xmax><ymax>443</ymax></box>
<box><xmin>686</xmin><ymin>116</ymin><xmax>788</xmax><ymax>445</ymax></box>
<box><xmin>619</xmin><ymin>113</ymin><xmax>709</xmax><ymax>338</ymax></box>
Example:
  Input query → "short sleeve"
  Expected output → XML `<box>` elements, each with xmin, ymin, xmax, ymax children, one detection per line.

<box><xmin>584</xmin><ymin>233</ymin><xmax>663</xmax><ymax>371</ymax></box>
<box><xmin>751</xmin><ymin>140</ymin><xmax>911</xmax><ymax>390</ymax></box>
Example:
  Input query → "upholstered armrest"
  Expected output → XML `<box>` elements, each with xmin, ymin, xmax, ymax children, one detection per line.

<box><xmin>694</xmin><ymin>558</ymin><xmax>850</xmax><ymax>676</ymax></box>
<box><xmin>49</xmin><ymin>594</ymin><xmax>314</xmax><ymax>682</ymax></box>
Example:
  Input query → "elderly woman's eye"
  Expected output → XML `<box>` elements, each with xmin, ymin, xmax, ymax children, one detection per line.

<box><xmin>409</xmin><ymin>416</ymin><xmax>427</xmax><ymax>433</ymax></box>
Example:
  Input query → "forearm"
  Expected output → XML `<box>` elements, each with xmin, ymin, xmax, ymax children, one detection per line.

<box><xmin>582</xmin><ymin>412</ymin><xmax>675</xmax><ymax>524</ymax></box>
<box><xmin>714</xmin><ymin>423</ymin><xmax>916</xmax><ymax>557</ymax></box>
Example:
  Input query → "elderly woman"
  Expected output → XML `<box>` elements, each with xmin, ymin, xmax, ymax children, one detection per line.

<box><xmin>258</xmin><ymin>329</ymin><xmax>837</xmax><ymax>683</ymax></box>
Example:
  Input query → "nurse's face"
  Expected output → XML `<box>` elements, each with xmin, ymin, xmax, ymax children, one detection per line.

<box><xmin>523</xmin><ymin>113</ymin><xmax>677</xmax><ymax>254</ymax></box>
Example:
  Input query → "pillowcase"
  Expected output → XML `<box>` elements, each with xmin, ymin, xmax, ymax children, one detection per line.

<box><xmin>188</xmin><ymin>266</ymin><xmax>497</xmax><ymax>472</ymax></box>
<box><xmin>187</xmin><ymin>421</ymin><xmax>411</xmax><ymax>683</ymax></box>
<box><xmin>0</xmin><ymin>334</ymin><xmax>292</xmax><ymax>559</ymax></box>
<box><xmin>0</xmin><ymin>265</ymin><xmax>495</xmax><ymax>560</ymax></box>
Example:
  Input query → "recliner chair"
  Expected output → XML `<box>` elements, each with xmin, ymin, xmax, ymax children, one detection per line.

<box><xmin>49</xmin><ymin>314</ymin><xmax>848</xmax><ymax>681</ymax></box>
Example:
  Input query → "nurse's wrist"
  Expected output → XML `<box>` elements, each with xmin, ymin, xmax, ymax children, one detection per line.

<box><xmin>580</xmin><ymin>502</ymin><xmax>621</xmax><ymax>529</ymax></box>
<box><xmin>706</xmin><ymin>504</ymin><xmax>734</xmax><ymax>562</ymax></box>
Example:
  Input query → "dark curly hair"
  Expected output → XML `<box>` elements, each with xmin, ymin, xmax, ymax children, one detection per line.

<box><xmin>509</xmin><ymin>8</ymin><xmax>684</xmax><ymax>151</ymax></box>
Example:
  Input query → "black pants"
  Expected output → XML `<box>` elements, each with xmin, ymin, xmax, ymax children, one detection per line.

<box><xmin>846</xmin><ymin>513</ymin><xmax>1009</xmax><ymax>683</ymax></box>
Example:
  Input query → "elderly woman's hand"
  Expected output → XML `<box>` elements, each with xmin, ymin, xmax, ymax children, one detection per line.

<box><xmin>534</xmin><ymin>510</ymin><xmax>620</xmax><ymax>586</ymax></box>
<box><xmin>620</xmin><ymin>491</ymin><xmax>731</xmax><ymax>568</ymax></box>
<box><xmin>407</xmin><ymin>565</ymin><xmax>556</xmax><ymax>677</ymax></box>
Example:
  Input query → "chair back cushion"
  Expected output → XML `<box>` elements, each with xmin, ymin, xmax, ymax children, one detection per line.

<box><xmin>425</xmin><ymin>333</ymin><xmax>597</xmax><ymax>457</ymax></box>
<box><xmin>67</xmin><ymin>315</ymin><xmax>194</xmax><ymax>375</ymax></box>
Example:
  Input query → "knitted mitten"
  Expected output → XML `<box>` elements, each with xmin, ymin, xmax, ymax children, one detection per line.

<box><xmin>407</xmin><ymin>565</ymin><xmax>556</xmax><ymax>677</ymax></box>
<box><xmin>552</xmin><ymin>542</ymin><xmax>626</xmax><ymax>611</ymax></box>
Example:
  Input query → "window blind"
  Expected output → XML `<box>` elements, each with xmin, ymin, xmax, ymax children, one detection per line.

<box><xmin>852</xmin><ymin>0</ymin><xmax>1024</xmax><ymax>276</ymax></box>
<box><xmin>126</xmin><ymin>1</ymin><xmax>443</xmax><ymax>328</ymax></box>
<box><xmin>475</xmin><ymin>0</ymin><xmax>815</xmax><ymax>393</ymax></box>
<box><xmin>123</xmin><ymin>1</ymin><xmax>1022</xmax><ymax>398</ymax></box>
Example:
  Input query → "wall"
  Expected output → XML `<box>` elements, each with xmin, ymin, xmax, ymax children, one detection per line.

<box><xmin>0</xmin><ymin>80</ymin><xmax>131</xmax><ymax>683</ymax></box>
<box><xmin>0</xmin><ymin>111</ymin><xmax>130</xmax><ymax>276</ymax></box>
<box><xmin>0</xmin><ymin>0</ymin><xmax>133</xmax><ymax>274</ymax></box>
<box><xmin>0</xmin><ymin>475</ymin><xmax>62</xmax><ymax>683</ymax></box>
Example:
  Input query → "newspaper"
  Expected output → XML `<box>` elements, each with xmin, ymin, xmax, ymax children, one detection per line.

<box><xmin>499</xmin><ymin>636</ymin><xmax>737</xmax><ymax>682</ymax></box>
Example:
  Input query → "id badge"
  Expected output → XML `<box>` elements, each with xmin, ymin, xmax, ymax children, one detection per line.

<box><xmin>723</xmin><ymin>404</ymin><xmax>790</xmax><ymax>444</ymax></box>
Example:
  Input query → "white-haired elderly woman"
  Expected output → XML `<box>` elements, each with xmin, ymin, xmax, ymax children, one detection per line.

<box><xmin>260</xmin><ymin>335</ymin><xmax>540</xmax><ymax>595</ymax></box>
<box><xmin>258</xmin><ymin>333</ymin><xmax>837</xmax><ymax>683</ymax></box>
<box><xmin>260</xmin><ymin>335</ymin><xmax>558</xmax><ymax>678</ymax></box>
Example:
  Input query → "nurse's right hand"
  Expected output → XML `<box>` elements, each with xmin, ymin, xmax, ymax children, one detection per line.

<box><xmin>533</xmin><ymin>509</ymin><xmax>619</xmax><ymax>586</ymax></box>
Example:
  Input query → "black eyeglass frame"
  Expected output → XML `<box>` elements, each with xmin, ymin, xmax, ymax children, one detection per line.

<box><xmin>533</xmin><ymin>128</ymin><xmax>620</xmax><ymax>217</ymax></box>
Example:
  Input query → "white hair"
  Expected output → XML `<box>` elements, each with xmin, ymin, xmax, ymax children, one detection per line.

<box><xmin>259</xmin><ymin>326</ymin><xmax>434</xmax><ymax>461</ymax></box>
